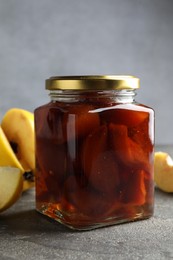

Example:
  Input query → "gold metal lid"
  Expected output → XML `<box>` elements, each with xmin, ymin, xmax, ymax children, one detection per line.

<box><xmin>46</xmin><ymin>75</ymin><xmax>140</xmax><ymax>90</ymax></box>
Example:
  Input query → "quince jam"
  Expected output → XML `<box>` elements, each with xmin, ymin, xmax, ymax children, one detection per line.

<box><xmin>34</xmin><ymin>76</ymin><xmax>154</xmax><ymax>230</ymax></box>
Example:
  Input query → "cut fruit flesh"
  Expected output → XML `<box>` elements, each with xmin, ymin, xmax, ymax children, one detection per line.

<box><xmin>0</xmin><ymin>167</ymin><xmax>23</xmax><ymax>212</ymax></box>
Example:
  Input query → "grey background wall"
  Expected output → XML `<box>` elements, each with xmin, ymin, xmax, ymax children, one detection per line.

<box><xmin>0</xmin><ymin>0</ymin><xmax>172</xmax><ymax>145</ymax></box>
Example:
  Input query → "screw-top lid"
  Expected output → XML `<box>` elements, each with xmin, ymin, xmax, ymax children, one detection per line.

<box><xmin>46</xmin><ymin>75</ymin><xmax>140</xmax><ymax>90</ymax></box>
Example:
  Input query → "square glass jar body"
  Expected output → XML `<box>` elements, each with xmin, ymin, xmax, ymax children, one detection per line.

<box><xmin>34</xmin><ymin>76</ymin><xmax>154</xmax><ymax>230</ymax></box>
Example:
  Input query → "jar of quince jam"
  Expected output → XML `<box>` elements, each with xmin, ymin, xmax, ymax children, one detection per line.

<box><xmin>34</xmin><ymin>75</ymin><xmax>154</xmax><ymax>230</ymax></box>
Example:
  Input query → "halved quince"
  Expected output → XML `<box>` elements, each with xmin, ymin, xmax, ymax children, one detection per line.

<box><xmin>154</xmin><ymin>152</ymin><xmax>173</xmax><ymax>192</ymax></box>
<box><xmin>0</xmin><ymin>167</ymin><xmax>23</xmax><ymax>212</ymax></box>
<box><xmin>1</xmin><ymin>108</ymin><xmax>35</xmax><ymax>171</ymax></box>
<box><xmin>1</xmin><ymin>108</ymin><xmax>35</xmax><ymax>191</ymax></box>
<box><xmin>0</xmin><ymin>126</ymin><xmax>24</xmax><ymax>172</ymax></box>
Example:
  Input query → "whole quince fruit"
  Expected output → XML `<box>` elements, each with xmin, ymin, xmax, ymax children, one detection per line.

<box><xmin>154</xmin><ymin>151</ymin><xmax>173</xmax><ymax>192</ymax></box>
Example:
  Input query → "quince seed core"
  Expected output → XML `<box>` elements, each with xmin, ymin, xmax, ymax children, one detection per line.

<box><xmin>10</xmin><ymin>141</ymin><xmax>18</xmax><ymax>154</ymax></box>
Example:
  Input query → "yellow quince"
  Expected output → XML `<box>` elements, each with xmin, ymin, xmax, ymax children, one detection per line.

<box><xmin>154</xmin><ymin>151</ymin><xmax>173</xmax><ymax>192</ymax></box>
<box><xmin>0</xmin><ymin>126</ymin><xmax>24</xmax><ymax>172</ymax></box>
<box><xmin>1</xmin><ymin>108</ymin><xmax>35</xmax><ymax>191</ymax></box>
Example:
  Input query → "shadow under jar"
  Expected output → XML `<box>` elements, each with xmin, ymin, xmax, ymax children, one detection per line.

<box><xmin>34</xmin><ymin>75</ymin><xmax>155</xmax><ymax>230</ymax></box>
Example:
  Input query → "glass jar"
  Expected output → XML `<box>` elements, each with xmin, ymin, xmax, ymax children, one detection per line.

<box><xmin>34</xmin><ymin>75</ymin><xmax>155</xmax><ymax>230</ymax></box>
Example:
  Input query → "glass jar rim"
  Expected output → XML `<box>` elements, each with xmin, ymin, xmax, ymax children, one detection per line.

<box><xmin>46</xmin><ymin>75</ymin><xmax>140</xmax><ymax>90</ymax></box>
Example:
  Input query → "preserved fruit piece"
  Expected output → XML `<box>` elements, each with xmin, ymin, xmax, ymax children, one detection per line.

<box><xmin>36</xmin><ymin>104</ymin><xmax>100</xmax><ymax>144</ymax></box>
<box><xmin>101</xmin><ymin>105</ymin><xmax>149</xmax><ymax>127</ymax></box>
<box><xmin>63</xmin><ymin>175</ymin><xmax>115</xmax><ymax>220</ymax></box>
<box><xmin>82</xmin><ymin>125</ymin><xmax>119</xmax><ymax>193</ymax></box>
<box><xmin>119</xmin><ymin>169</ymin><xmax>146</xmax><ymax>205</ymax></box>
<box><xmin>63</xmin><ymin>104</ymin><xmax>100</xmax><ymax>141</ymax></box>
<box><xmin>70</xmin><ymin>188</ymin><xmax>114</xmax><ymax>219</ymax></box>
<box><xmin>36</xmin><ymin>140</ymin><xmax>66</xmax><ymax>197</ymax></box>
<box><xmin>128</xmin><ymin>115</ymin><xmax>154</xmax><ymax>154</ymax></box>
<box><xmin>35</xmin><ymin>105</ymin><xmax>66</xmax><ymax>145</ymax></box>
<box><xmin>35</xmin><ymin>167</ymin><xmax>49</xmax><ymax>203</ymax></box>
<box><xmin>109</xmin><ymin>123</ymin><xmax>148</xmax><ymax>168</ymax></box>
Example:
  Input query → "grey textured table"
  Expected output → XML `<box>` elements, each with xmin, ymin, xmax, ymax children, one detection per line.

<box><xmin>0</xmin><ymin>145</ymin><xmax>173</xmax><ymax>260</ymax></box>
